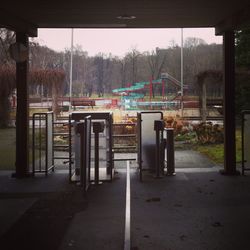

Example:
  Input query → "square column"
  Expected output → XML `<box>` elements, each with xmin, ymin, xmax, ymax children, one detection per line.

<box><xmin>14</xmin><ymin>32</ymin><xmax>30</xmax><ymax>177</ymax></box>
<box><xmin>221</xmin><ymin>30</ymin><xmax>240</xmax><ymax>175</ymax></box>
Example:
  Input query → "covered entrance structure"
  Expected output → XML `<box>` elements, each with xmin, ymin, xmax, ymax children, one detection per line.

<box><xmin>1</xmin><ymin>1</ymin><xmax>250</xmax><ymax>177</ymax></box>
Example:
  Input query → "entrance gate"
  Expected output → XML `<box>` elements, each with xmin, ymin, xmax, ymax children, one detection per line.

<box><xmin>70</xmin><ymin>112</ymin><xmax>113</xmax><ymax>183</ymax></box>
<box><xmin>32</xmin><ymin>112</ymin><xmax>54</xmax><ymax>176</ymax></box>
<box><xmin>137</xmin><ymin>111</ymin><xmax>175</xmax><ymax>181</ymax></box>
<box><xmin>32</xmin><ymin>111</ymin><xmax>175</xmax><ymax>185</ymax></box>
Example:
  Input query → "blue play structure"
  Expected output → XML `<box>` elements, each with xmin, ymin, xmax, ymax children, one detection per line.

<box><xmin>112</xmin><ymin>73</ymin><xmax>183</xmax><ymax>110</ymax></box>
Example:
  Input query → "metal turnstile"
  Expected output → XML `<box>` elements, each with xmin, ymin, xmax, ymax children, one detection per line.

<box><xmin>32</xmin><ymin>112</ymin><xmax>54</xmax><ymax>176</ymax></box>
<box><xmin>137</xmin><ymin>111</ymin><xmax>163</xmax><ymax>181</ymax></box>
<box><xmin>70</xmin><ymin>112</ymin><xmax>113</xmax><ymax>183</ymax></box>
<box><xmin>69</xmin><ymin>116</ymin><xmax>92</xmax><ymax>193</ymax></box>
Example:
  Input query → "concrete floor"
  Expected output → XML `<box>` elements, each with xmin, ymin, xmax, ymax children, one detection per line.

<box><xmin>0</xmin><ymin>150</ymin><xmax>249</xmax><ymax>250</ymax></box>
<box><xmin>131</xmin><ymin>168</ymin><xmax>250</xmax><ymax>250</ymax></box>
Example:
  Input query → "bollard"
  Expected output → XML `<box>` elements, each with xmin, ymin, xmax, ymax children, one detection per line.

<box><xmin>93</xmin><ymin>122</ymin><xmax>105</xmax><ymax>185</ymax></box>
<box><xmin>166</xmin><ymin>128</ymin><xmax>175</xmax><ymax>176</ymax></box>
<box><xmin>154</xmin><ymin>120</ymin><xmax>165</xmax><ymax>178</ymax></box>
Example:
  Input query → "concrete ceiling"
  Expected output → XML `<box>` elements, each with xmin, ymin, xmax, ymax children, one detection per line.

<box><xmin>1</xmin><ymin>0</ymin><xmax>250</xmax><ymax>36</ymax></box>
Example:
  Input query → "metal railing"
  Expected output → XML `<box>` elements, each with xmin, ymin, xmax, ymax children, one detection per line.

<box><xmin>242</xmin><ymin>110</ymin><xmax>250</xmax><ymax>175</ymax></box>
<box><xmin>112</xmin><ymin>122</ymin><xmax>137</xmax><ymax>161</ymax></box>
<box><xmin>32</xmin><ymin>112</ymin><xmax>54</xmax><ymax>176</ymax></box>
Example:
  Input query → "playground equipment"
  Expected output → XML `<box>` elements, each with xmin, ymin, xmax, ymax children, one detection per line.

<box><xmin>112</xmin><ymin>79</ymin><xmax>163</xmax><ymax>101</ymax></box>
<box><xmin>112</xmin><ymin>72</ymin><xmax>185</xmax><ymax>110</ymax></box>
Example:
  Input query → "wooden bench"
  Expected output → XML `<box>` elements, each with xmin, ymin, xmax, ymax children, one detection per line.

<box><xmin>72</xmin><ymin>100</ymin><xmax>95</xmax><ymax>109</ymax></box>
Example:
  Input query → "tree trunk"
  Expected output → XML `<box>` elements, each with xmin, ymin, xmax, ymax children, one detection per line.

<box><xmin>201</xmin><ymin>81</ymin><xmax>207</xmax><ymax>122</ymax></box>
<box><xmin>52</xmin><ymin>83</ymin><xmax>59</xmax><ymax>115</ymax></box>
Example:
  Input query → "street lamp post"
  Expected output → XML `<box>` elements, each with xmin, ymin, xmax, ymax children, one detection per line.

<box><xmin>180</xmin><ymin>28</ymin><xmax>184</xmax><ymax>117</ymax></box>
<box><xmin>69</xmin><ymin>28</ymin><xmax>74</xmax><ymax>112</ymax></box>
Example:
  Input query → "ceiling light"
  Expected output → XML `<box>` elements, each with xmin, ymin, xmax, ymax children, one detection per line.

<box><xmin>117</xmin><ymin>15</ymin><xmax>136</xmax><ymax>20</ymax></box>
<box><xmin>78</xmin><ymin>24</ymin><xmax>127</xmax><ymax>28</ymax></box>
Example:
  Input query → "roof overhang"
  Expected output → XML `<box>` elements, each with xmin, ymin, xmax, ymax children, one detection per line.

<box><xmin>1</xmin><ymin>0</ymin><xmax>250</xmax><ymax>37</ymax></box>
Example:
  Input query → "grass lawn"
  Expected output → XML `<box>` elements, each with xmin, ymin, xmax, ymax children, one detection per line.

<box><xmin>0</xmin><ymin>128</ymin><xmax>16</xmax><ymax>170</ymax></box>
<box><xmin>0</xmin><ymin>128</ymin><xmax>37</xmax><ymax>170</ymax></box>
<box><xmin>195</xmin><ymin>129</ymin><xmax>242</xmax><ymax>165</ymax></box>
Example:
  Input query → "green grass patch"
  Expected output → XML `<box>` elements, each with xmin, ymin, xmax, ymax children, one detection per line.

<box><xmin>235</xmin><ymin>128</ymin><xmax>242</xmax><ymax>163</ymax></box>
<box><xmin>0</xmin><ymin>128</ymin><xmax>41</xmax><ymax>170</ymax></box>
<box><xmin>0</xmin><ymin>128</ymin><xmax>16</xmax><ymax>170</ymax></box>
<box><xmin>196</xmin><ymin>143</ymin><xmax>224</xmax><ymax>164</ymax></box>
<box><xmin>195</xmin><ymin>129</ymin><xmax>242</xmax><ymax>165</ymax></box>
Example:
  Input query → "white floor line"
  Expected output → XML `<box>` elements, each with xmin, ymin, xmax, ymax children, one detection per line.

<box><xmin>124</xmin><ymin>160</ymin><xmax>131</xmax><ymax>250</ymax></box>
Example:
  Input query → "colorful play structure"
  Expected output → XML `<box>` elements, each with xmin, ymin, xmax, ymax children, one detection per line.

<box><xmin>112</xmin><ymin>79</ymin><xmax>163</xmax><ymax>101</ymax></box>
<box><xmin>112</xmin><ymin>73</ymin><xmax>184</xmax><ymax>110</ymax></box>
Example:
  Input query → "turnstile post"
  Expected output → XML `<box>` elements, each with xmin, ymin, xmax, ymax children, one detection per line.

<box><xmin>166</xmin><ymin>128</ymin><xmax>175</xmax><ymax>176</ymax></box>
<box><xmin>93</xmin><ymin>122</ymin><xmax>105</xmax><ymax>185</ymax></box>
<box><xmin>154</xmin><ymin>120</ymin><xmax>165</xmax><ymax>178</ymax></box>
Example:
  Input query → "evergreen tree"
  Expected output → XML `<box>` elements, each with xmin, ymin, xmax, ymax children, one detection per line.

<box><xmin>235</xmin><ymin>29</ymin><xmax>250</xmax><ymax>68</ymax></box>
<box><xmin>235</xmin><ymin>29</ymin><xmax>250</xmax><ymax>116</ymax></box>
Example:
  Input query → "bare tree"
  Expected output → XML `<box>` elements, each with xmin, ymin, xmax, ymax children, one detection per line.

<box><xmin>146</xmin><ymin>48</ymin><xmax>167</xmax><ymax>96</ymax></box>
<box><xmin>118</xmin><ymin>58</ymin><xmax>127</xmax><ymax>88</ymax></box>
<box><xmin>94</xmin><ymin>54</ymin><xmax>104</xmax><ymax>97</ymax></box>
<box><xmin>125</xmin><ymin>48</ymin><xmax>141</xmax><ymax>84</ymax></box>
<box><xmin>0</xmin><ymin>28</ymin><xmax>15</xmax><ymax>64</ymax></box>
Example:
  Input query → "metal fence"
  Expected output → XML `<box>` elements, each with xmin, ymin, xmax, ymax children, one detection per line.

<box><xmin>32</xmin><ymin>112</ymin><xmax>54</xmax><ymax>175</ymax></box>
<box><xmin>242</xmin><ymin>110</ymin><xmax>250</xmax><ymax>175</ymax></box>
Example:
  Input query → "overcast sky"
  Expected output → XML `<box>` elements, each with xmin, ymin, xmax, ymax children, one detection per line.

<box><xmin>34</xmin><ymin>28</ymin><xmax>222</xmax><ymax>57</ymax></box>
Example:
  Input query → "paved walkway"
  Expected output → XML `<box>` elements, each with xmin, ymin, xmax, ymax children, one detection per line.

<box><xmin>0</xmin><ymin>150</ymin><xmax>249</xmax><ymax>250</ymax></box>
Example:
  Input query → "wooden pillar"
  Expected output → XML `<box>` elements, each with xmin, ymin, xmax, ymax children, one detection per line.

<box><xmin>14</xmin><ymin>32</ymin><xmax>30</xmax><ymax>178</ymax></box>
<box><xmin>220</xmin><ymin>30</ymin><xmax>240</xmax><ymax>175</ymax></box>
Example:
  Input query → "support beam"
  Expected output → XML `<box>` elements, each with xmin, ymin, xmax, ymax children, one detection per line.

<box><xmin>14</xmin><ymin>32</ymin><xmax>30</xmax><ymax>178</ymax></box>
<box><xmin>220</xmin><ymin>31</ymin><xmax>240</xmax><ymax>175</ymax></box>
<box><xmin>0</xmin><ymin>8</ymin><xmax>37</xmax><ymax>37</ymax></box>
